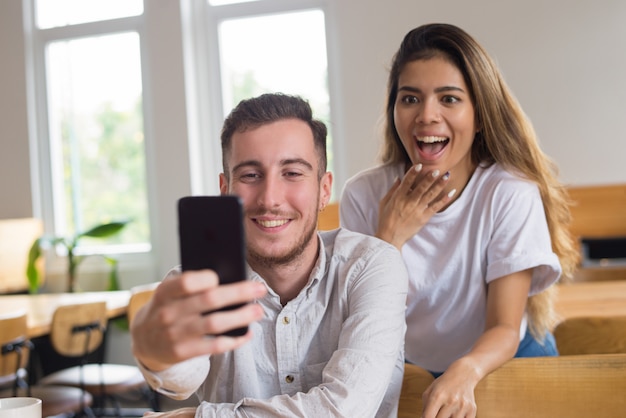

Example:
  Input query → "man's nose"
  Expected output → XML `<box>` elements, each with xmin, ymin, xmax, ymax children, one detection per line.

<box><xmin>257</xmin><ymin>176</ymin><xmax>283</xmax><ymax>208</ymax></box>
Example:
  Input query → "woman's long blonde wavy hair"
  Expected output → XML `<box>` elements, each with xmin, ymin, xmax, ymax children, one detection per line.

<box><xmin>381</xmin><ymin>23</ymin><xmax>580</xmax><ymax>338</ymax></box>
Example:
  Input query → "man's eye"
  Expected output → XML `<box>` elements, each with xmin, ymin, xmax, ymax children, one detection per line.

<box><xmin>284</xmin><ymin>171</ymin><xmax>302</xmax><ymax>178</ymax></box>
<box><xmin>240</xmin><ymin>173</ymin><xmax>260</xmax><ymax>181</ymax></box>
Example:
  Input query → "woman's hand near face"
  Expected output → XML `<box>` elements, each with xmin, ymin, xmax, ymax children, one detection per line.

<box><xmin>376</xmin><ymin>164</ymin><xmax>455</xmax><ymax>249</ymax></box>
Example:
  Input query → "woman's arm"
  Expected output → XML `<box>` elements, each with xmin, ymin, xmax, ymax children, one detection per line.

<box><xmin>421</xmin><ymin>269</ymin><xmax>532</xmax><ymax>418</ymax></box>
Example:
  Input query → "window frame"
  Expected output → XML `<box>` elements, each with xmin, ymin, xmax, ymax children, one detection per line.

<box><xmin>182</xmin><ymin>0</ymin><xmax>344</xmax><ymax>197</ymax></box>
<box><xmin>24</xmin><ymin>1</ymin><xmax>154</xmax><ymax>284</ymax></box>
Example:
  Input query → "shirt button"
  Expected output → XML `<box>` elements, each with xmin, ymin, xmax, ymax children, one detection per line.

<box><xmin>285</xmin><ymin>375</ymin><xmax>294</xmax><ymax>383</ymax></box>
<box><xmin>282</xmin><ymin>316</ymin><xmax>290</xmax><ymax>325</ymax></box>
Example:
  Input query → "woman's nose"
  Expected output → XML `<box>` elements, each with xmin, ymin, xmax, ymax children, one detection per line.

<box><xmin>415</xmin><ymin>99</ymin><xmax>441</xmax><ymax>124</ymax></box>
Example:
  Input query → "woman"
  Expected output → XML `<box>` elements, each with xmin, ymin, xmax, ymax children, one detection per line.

<box><xmin>340</xmin><ymin>23</ymin><xmax>579</xmax><ymax>418</ymax></box>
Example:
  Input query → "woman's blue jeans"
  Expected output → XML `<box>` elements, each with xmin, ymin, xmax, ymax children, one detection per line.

<box><xmin>428</xmin><ymin>331</ymin><xmax>558</xmax><ymax>378</ymax></box>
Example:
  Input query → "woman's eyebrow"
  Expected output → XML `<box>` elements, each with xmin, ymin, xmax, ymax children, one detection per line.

<box><xmin>398</xmin><ymin>85</ymin><xmax>466</xmax><ymax>94</ymax></box>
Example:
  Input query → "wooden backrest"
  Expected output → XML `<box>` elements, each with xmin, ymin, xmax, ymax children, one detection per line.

<box><xmin>127</xmin><ymin>283</ymin><xmax>158</xmax><ymax>325</ymax></box>
<box><xmin>0</xmin><ymin>311</ymin><xmax>30</xmax><ymax>384</ymax></box>
<box><xmin>50</xmin><ymin>301</ymin><xmax>107</xmax><ymax>357</ymax></box>
<box><xmin>474</xmin><ymin>354</ymin><xmax>626</xmax><ymax>417</ymax></box>
<box><xmin>0</xmin><ymin>218</ymin><xmax>43</xmax><ymax>293</ymax></box>
<box><xmin>317</xmin><ymin>202</ymin><xmax>340</xmax><ymax>231</ymax></box>
<box><xmin>398</xmin><ymin>363</ymin><xmax>434</xmax><ymax>418</ymax></box>
<box><xmin>554</xmin><ymin>316</ymin><xmax>626</xmax><ymax>355</ymax></box>
<box><xmin>567</xmin><ymin>184</ymin><xmax>626</xmax><ymax>239</ymax></box>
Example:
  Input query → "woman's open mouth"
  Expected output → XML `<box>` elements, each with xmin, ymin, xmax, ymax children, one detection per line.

<box><xmin>416</xmin><ymin>136</ymin><xmax>449</xmax><ymax>159</ymax></box>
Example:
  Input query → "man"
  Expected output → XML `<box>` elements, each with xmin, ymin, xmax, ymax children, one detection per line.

<box><xmin>131</xmin><ymin>93</ymin><xmax>408</xmax><ymax>417</ymax></box>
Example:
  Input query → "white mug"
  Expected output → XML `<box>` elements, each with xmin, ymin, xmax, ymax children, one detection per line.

<box><xmin>0</xmin><ymin>397</ymin><xmax>42</xmax><ymax>418</ymax></box>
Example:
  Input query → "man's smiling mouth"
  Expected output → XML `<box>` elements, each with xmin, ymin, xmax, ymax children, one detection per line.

<box><xmin>256</xmin><ymin>219</ymin><xmax>289</xmax><ymax>228</ymax></box>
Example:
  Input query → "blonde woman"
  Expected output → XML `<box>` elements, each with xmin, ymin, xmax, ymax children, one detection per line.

<box><xmin>340</xmin><ymin>23</ymin><xmax>579</xmax><ymax>418</ymax></box>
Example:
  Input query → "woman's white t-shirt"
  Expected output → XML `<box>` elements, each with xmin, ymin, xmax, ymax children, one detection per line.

<box><xmin>340</xmin><ymin>163</ymin><xmax>561</xmax><ymax>372</ymax></box>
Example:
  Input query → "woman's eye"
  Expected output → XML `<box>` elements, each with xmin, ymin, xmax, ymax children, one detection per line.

<box><xmin>400</xmin><ymin>95</ymin><xmax>419</xmax><ymax>104</ymax></box>
<box><xmin>442</xmin><ymin>95</ymin><xmax>460</xmax><ymax>104</ymax></box>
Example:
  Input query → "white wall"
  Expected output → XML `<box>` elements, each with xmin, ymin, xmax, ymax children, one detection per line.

<box><xmin>1</xmin><ymin>0</ymin><xmax>625</xmax><ymax>372</ymax></box>
<box><xmin>330</xmin><ymin>0</ymin><xmax>626</xmax><ymax>187</ymax></box>
<box><xmin>0</xmin><ymin>0</ymin><xmax>33</xmax><ymax>218</ymax></box>
<box><xmin>1</xmin><ymin>0</ymin><xmax>625</xmax><ymax>265</ymax></box>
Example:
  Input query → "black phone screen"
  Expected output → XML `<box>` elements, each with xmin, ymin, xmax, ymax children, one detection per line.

<box><xmin>177</xmin><ymin>195</ymin><xmax>248</xmax><ymax>336</ymax></box>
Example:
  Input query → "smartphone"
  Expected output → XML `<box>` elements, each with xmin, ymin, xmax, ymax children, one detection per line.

<box><xmin>177</xmin><ymin>195</ymin><xmax>248</xmax><ymax>336</ymax></box>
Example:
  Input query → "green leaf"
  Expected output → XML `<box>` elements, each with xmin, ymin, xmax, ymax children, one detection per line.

<box><xmin>26</xmin><ymin>238</ymin><xmax>42</xmax><ymax>294</ymax></box>
<box><xmin>103</xmin><ymin>256</ymin><xmax>121</xmax><ymax>291</ymax></box>
<box><xmin>26</xmin><ymin>236</ymin><xmax>71</xmax><ymax>293</ymax></box>
<box><xmin>79</xmin><ymin>220</ymin><xmax>130</xmax><ymax>239</ymax></box>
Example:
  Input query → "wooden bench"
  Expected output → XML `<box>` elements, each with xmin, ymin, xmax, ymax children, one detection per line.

<box><xmin>399</xmin><ymin>354</ymin><xmax>626</xmax><ymax>418</ymax></box>
<box><xmin>554</xmin><ymin>315</ymin><xmax>626</xmax><ymax>355</ymax></box>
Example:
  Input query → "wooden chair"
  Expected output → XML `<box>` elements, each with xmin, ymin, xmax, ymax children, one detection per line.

<box><xmin>127</xmin><ymin>283</ymin><xmax>158</xmax><ymax>325</ymax></box>
<box><xmin>37</xmin><ymin>301</ymin><xmax>155</xmax><ymax>417</ymax></box>
<box><xmin>554</xmin><ymin>316</ymin><xmax>626</xmax><ymax>355</ymax></box>
<box><xmin>0</xmin><ymin>310</ymin><xmax>93</xmax><ymax>417</ymax></box>
<box><xmin>474</xmin><ymin>354</ymin><xmax>626</xmax><ymax>417</ymax></box>
<box><xmin>398</xmin><ymin>363</ymin><xmax>434</xmax><ymax>418</ymax></box>
<box><xmin>318</xmin><ymin>202</ymin><xmax>340</xmax><ymax>230</ymax></box>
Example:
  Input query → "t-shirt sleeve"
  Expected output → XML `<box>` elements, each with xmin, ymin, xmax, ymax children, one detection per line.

<box><xmin>339</xmin><ymin>176</ymin><xmax>378</xmax><ymax>236</ymax></box>
<box><xmin>485</xmin><ymin>181</ymin><xmax>562</xmax><ymax>295</ymax></box>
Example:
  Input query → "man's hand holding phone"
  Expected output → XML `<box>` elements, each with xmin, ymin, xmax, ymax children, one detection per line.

<box><xmin>130</xmin><ymin>195</ymin><xmax>267</xmax><ymax>372</ymax></box>
<box><xmin>130</xmin><ymin>269</ymin><xmax>266</xmax><ymax>373</ymax></box>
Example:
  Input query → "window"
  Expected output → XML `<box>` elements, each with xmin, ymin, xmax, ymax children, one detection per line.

<box><xmin>186</xmin><ymin>0</ymin><xmax>336</xmax><ymax>196</ymax></box>
<box><xmin>25</xmin><ymin>0</ymin><xmax>339</xmax><ymax>287</ymax></box>
<box><xmin>29</xmin><ymin>0</ymin><xmax>149</xmax><ymax>253</ymax></box>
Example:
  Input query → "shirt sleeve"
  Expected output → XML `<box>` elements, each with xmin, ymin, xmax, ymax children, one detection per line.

<box><xmin>195</xmin><ymin>241</ymin><xmax>409</xmax><ymax>418</ymax></box>
<box><xmin>339</xmin><ymin>176</ymin><xmax>378</xmax><ymax>236</ymax></box>
<box><xmin>136</xmin><ymin>355</ymin><xmax>210</xmax><ymax>400</ymax></box>
<box><xmin>486</xmin><ymin>181</ymin><xmax>561</xmax><ymax>294</ymax></box>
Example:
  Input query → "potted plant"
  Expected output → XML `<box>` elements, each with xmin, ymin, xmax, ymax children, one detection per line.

<box><xmin>26</xmin><ymin>220</ymin><xmax>130</xmax><ymax>294</ymax></box>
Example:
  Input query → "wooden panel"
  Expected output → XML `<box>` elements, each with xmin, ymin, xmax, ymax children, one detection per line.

<box><xmin>567</xmin><ymin>184</ymin><xmax>626</xmax><ymax>239</ymax></box>
<box><xmin>572</xmin><ymin>265</ymin><xmax>626</xmax><ymax>282</ymax></box>
<box><xmin>555</xmin><ymin>281</ymin><xmax>626</xmax><ymax>321</ymax></box>
<box><xmin>474</xmin><ymin>354</ymin><xmax>626</xmax><ymax>417</ymax></box>
<box><xmin>398</xmin><ymin>363</ymin><xmax>434</xmax><ymax>418</ymax></box>
<box><xmin>0</xmin><ymin>218</ymin><xmax>43</xmax><ymax>293</ymax></box>
<box><xmin>554</xmin><ymin>316</ymin><xmax>626</xmax><ymax>355</ymax></box>
<box><xmin>317</xmin><ymin>202</ymin><xmax>339</xmax><ymax>230</ymax></box>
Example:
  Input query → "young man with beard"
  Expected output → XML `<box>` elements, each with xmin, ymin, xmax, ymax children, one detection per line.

<box><xmin>131</xmin><ymin>93</ymin><xmax>410</xmax><ymax>418</ymax></box>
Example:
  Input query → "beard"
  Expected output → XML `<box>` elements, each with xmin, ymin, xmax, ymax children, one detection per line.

<box><xmin>246</xmin><ymin>213</ymin><xmax>318</xmax><ymax>270</ymax></box>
